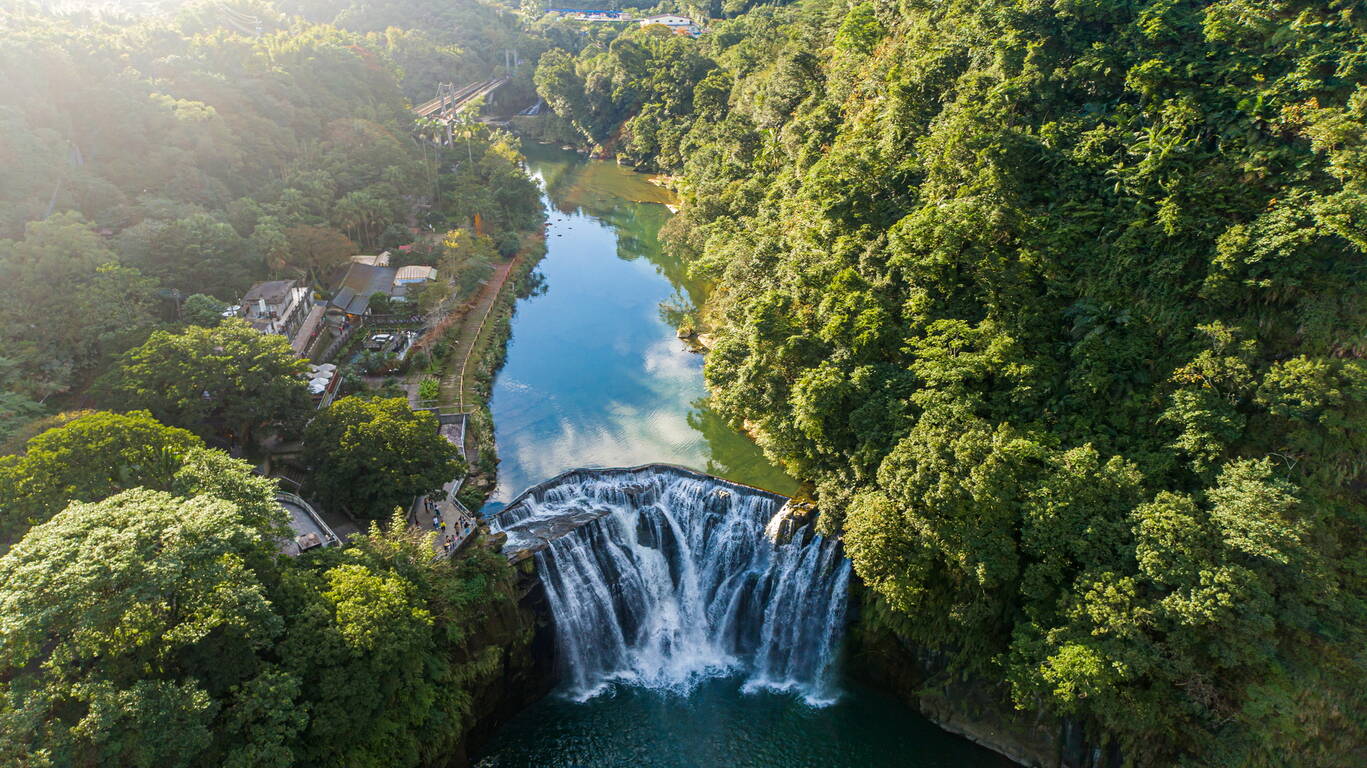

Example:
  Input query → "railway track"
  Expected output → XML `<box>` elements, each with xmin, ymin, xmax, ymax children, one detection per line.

<box><xmin>413</xmin><ymin>79</ymin><xmax>507</xmax><ymax>120</ymax></box>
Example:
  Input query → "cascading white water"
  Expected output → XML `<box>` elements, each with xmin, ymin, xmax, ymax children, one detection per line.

<box><xmin>492</xmin><ymin>466</ymin><xmax>852</xmax><ymax>706</ymax></box>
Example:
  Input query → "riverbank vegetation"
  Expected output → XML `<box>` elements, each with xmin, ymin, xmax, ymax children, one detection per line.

<box><xmin>452</xmin><ymin>237</ymin><xmax>546</xmax><ymax>511</ymax></box>
<box><xmin>529</xmin><ymin>1</ymin><xmax>1366</xmax><ymax>763</ymax></box>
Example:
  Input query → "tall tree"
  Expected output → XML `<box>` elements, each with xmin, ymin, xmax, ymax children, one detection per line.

<box><xmin>117</xmin><ymin>213</ymin><xmax>254</xmax><ymax>297</ymax></box>
<box><xmin>303</xmin><ymin>396</ymin><xmax>462</xmax><ymax>520</ymax></box>
<box><xmin>0</xmin><ymin>410</ymin><xmax>199</xmax><ymax>540</ymax></box>
<box><xmin>285</xmin><ymin>225</ymin><xmax>357</xmax><ymax>287</ymax></box>
<box><xmin>0</xmin><ymin>409</ymin><xmax>287</xmax><ymax>546</ymax></box>
<box><xmin>0</xmin><ymin>489</ymin><xmax>293</xmax><ymax>768</ymax></box>
<box><xmin>0</xmin><ymin>213</ymin><xmax>159</xmax><ymax>397</ymax></box>
<box><xmin>103</xmin><ymin>320</ymin><xmax>311</xmax><ymax>446</ymax></box>
<box><xmin>0</xmin><ymin>357</ymin><xmax>45</xmax><ymax>447</ymax></box>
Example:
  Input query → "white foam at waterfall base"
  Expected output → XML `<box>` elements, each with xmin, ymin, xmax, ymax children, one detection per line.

<box><xmin>500</xmin><ymin>468</ymin><xmax>852</xmax><ymax>707</ymax></box>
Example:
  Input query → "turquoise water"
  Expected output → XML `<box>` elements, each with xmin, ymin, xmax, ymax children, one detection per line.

<box><xmin>475</xmin><ymin>146</ymin><xmax>1007</xmax><ymax>767</ymax></box>
<box><xmin>482</xmin><ymin>145</ymin><xmax>797</xmax><ymax>513</ymax></box>
<box><xmin>475</xmin><ymin>677</ymin><xmax>1012</xmax><ymax>768</ymax></box>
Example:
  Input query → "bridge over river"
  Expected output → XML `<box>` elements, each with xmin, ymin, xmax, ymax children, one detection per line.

<box><xmin>414</xmin><ymin>79</ymin><xmax>508</xmax><ymax>123</ymax></box>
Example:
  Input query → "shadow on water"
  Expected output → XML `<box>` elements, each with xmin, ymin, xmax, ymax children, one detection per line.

<box><xmin>530</xmin><ymin>145</ymin><xmax>705</xmax><ymax>318</ymax></box>
<box><xmin>475</xmin><ymin>676</ymin><xmax>1016</xmax><ymax>768</ymax></box>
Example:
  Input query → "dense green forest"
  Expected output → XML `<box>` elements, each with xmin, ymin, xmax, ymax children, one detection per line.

<box><xmin>0</xmin><ymin>0</ymin><xmax>540</xmax><ymax>439</ymax></box>
<box><xmin>532</xmin><ymin>0</ymin><xmax>1366</xmax><ymax>763</ymax></box>
<box><xmin>4</xmin><ymin>0</ymin><xmax>1365</xmax><ymax>764</ymax></box>
<box><xmin>0</xmin><ymin>416</ymin><xmax>526</xmax><ymax>766</ymax></box>
<box><xmin>0</xmin><ymin>0</ymin><xmax>545</xmax><ymax>764</ymax></box>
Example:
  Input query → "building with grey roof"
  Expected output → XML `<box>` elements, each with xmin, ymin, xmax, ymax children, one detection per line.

<box><xmin>240</xmin><ymin>278</ymin><xmax>312</xmax><ymax>344</ymax></box>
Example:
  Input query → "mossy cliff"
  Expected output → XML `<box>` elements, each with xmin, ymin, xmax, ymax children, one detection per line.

<box><xmin>447</xmin><ymin>545</ymin><xmax>558</xmax><ymax>767</ymax></box>
<box><xmin>846</xmin><ymin>583</ymin><xmax>1121</xmax><ymax>768</ymax></box>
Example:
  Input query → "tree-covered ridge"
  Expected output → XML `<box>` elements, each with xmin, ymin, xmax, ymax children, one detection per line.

<box><xmin>1</xmin><ymin>5</ymin><xmax>413</xmax><ymax>248</ymax></box>
<box><xmin>0</xmin><ymin>481</ymin><xmax>526</xmax><ymax>768</ymax></box>
<box><xmin>0</xmin><ymin>0</ymin><xmax>544</xmax><ymax>418</ymax></box>
<box><xmin>533</xmin><ymin>0</ymin><xmax>1366</xmax><ymax>762</ymax></box>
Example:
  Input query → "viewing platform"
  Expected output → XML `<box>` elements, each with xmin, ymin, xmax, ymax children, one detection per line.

<box><xmin>277</xmin><ymin>492</ymin><xmax>340</xmax><ymax>555</ymax></box>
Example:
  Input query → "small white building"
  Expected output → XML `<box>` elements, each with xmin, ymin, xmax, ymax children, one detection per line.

<box><xmin>638</xmin><ymin>14</ymin><xmax>699</xmax><ymax>35</ymax></box>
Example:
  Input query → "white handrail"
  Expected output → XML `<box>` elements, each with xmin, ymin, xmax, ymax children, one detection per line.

<box><xmin>278</xmin><ymin>492</ymin><xmax>340</xmax><ymax>547</ymax></box>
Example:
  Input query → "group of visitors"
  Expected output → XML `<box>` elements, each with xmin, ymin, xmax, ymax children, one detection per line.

<box><xmin>424</xmin><ymin>496</ymin><xmax>476</xmax><ymax>556</ymax></box>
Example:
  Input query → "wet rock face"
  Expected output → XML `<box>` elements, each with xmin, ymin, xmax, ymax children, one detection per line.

<box><xmin>763</xmin><ymin>499</ymin><xmax>818</xmax><ymax>546</ymax></box>
<box><xmin>500</xmin><ymin>505</ymin><xmax>614</xmax><ymax>557</ymax></box>
<box><xmin>449</xmin><ymin>557</ymin><xmax>556</xmax><ymax>767</ymax></box>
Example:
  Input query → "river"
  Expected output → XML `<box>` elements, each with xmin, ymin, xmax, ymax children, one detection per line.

<box><xmin>474</xmin><ymin>145</ymin><xmax>1010</xmax><ymax>767</ymax></box>
<box><xmin>480</xmin><ymin>144</ymin><xmax>797</xmax><ymax>513</ymax></box>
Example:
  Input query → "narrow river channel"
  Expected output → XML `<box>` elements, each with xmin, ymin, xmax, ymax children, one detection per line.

<box><xmin>474</xmin><ymin>145</ymin><xmax>1010</xmax><ymax>767</ymax></box>
<box><xmin>481</xmin><ymin>144</ymin><xmax>798</xmax><ymax>513</ymax></box>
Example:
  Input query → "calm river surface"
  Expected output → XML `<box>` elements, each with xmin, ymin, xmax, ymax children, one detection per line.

<box><xmin>475</xmin><ymin>145</ymin><xmax>1009</xmax><ymax>767</ymax></box>
<box><xmin>481</xmin><ymin>144</ymin><xmax>797</xmax><ymax>513</ymax></box>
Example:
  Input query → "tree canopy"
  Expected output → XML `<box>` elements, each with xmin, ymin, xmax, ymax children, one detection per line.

<box><xmin>103</xmin><ymin>320</ymin><xmax>312</xmax><ymax>445</ymax></box>
<box><xmin>0</xmin><ymin>408</ymin><xmax>291</xmax><ymax>547</ymax></box>
<box><xmin>531</xmin><ymin>0</ymin><xmax>1367</xmax><ymax>762</ymax></box>
<box><xmin>0</xmin><ymin>493</ymin><xmax>522</xmax><ymax>768</ymax></box>
<box><xmin>0</xmin><ymin>213</ymin><xmax>160</xmax><ymax>399</ymax></box>
<box><xmin>0</xmin><ymin>488</ymin><xmax>286</xmax><ymax>768</ymax></box>
<box><xmin>304</xmin><ymin>396</ymin><xmax>463</xmax><ymax>520</ymax></box>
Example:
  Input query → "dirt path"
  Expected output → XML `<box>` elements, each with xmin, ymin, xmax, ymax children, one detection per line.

<box><xmin>438</xmin><ymin>256</ymin><xmax>518</xmax><ymax>411</ymax></box>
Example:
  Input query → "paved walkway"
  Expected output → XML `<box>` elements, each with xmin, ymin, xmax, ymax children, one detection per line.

<box><xmin>438</xmin><ymin>416</ymin><xmax>471</xmax><ymax>465</ymax></box>
<box><xmin>438</xmin><ymin>256</ymin><xmax>519</xmax><ymax>412</ymax></box>
<box><xmin>408</xmin><ymin>246</ymin><xmax>527</xmax><ymax>557</ymax></box>
<box><xmin>420</xmin><ymin>493</ymin><xmax>478</xmax><ymax>557</ymax></box>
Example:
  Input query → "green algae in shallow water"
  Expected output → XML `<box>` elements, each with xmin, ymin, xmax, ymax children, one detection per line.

<box><xmin>536</xmin><ymin>146</ymin><xmax>678</xmax><ymax>211</ymax></box>
<box><xmin>482</xmin><ymin>146</ymin><xmax>797</xmax><ymax>513</ymax></box>
<box><xmin>474</xmin><ymin>677</ymin><xmax>1015</xmax><ymax>768</ymax></box>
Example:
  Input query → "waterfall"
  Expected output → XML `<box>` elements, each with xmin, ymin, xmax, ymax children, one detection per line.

<box><xmin>492</xmin><ymin>466</ymin><xmax>851</xmax><ymax>706</ymax></box>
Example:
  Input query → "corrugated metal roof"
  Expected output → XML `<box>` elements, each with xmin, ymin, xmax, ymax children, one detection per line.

<box><xmin>328</xmin><ymin>287</ymin><xmax>370</xmax><ymax>316</ymax></box>
<box><xmin>394</xmin><ymin>265</ymin><xmax>437</xmax><ymax>283</ymax></box>
<box><xmin>338</xmin><ymin>263</ymin><xmax>397</xmax><ymax>297</ymax></box>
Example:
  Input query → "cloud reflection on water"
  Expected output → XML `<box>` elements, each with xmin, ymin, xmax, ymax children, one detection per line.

<box><xmin>482</xmin><ymin>146</ymin><xmax>795</xmax><ymax>511</ymax></box>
